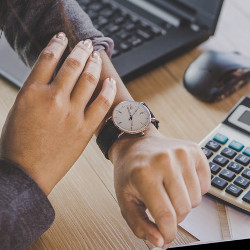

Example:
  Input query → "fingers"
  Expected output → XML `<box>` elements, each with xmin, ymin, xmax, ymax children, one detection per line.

<box><xmin>84</xmin><ymin>77</ymin><xmax>116</xmax><ymax>131</ymax></box>
<box><xmin>71</xmin><ymin>51</ymin><xmax>102</xmax><ymax>108</ymax></box>
<box><xmin>133</xmin><ymin>174</ymin><xmax>177</xmax><ymax>245</ymax></box>
<box><xmin>163</xmin><ymin>174</ymin><xmax>192</xmax><ymax>224</ymax></box>
<box><xmin>53</xmin><ymin>39</ymin><xmax>93</xmax><ymax>93</ymax></box>
<box><xmin>196</xmin><ymin>148</ymin><xmax>211</xmax><ymax>195</ymax></box>
<box><xmin>120</xmin><ymin>200</ymin><xmax>165</xmax><ymax>248</ymax></box>
<box><xmin>25</xmin><ymin>32</ymin><xmax>68</xmax><ymax>86</ymax></box>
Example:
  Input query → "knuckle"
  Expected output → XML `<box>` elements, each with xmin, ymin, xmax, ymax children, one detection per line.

<box><xmin>176</xmin><ymin>147</ymin><xmax>188</xmax><ymax>156</ymax></box>
<box><xmin>65</xmin><ymin>57</ymin><xmax>82</xmax><ymax>70</ymax></box>
<box><xmin>98</xmin><ymin>94</ymin><xmax>113</xmax><ymax>110</ymax></box>
<box><xmin>130</xmin><ymin>166</ymin><xmax>151</xmax><ymax>185</ymax></box>
<box><xmin>153</xmin><ymin>152</ymin><xmax>170</xmax><ymax>165</ymax></box>
<box><xmin>191</xmin><ymin>194</ymin><xmax>202</xmax><ymax>208</ymax></box>
<box><xmin>176</xmin><ymin>203</ymin><xmax>191</xmax><ymax>220</ymax></box>
<box><xmin>82</xmin><ymin>72</ymin><xmax>98</xmax><ymax>85</ymax></box>
<box><xmin>49</xmin><ymin>92</ymin><xmax>64</xmax><ymax>109</ymax></box>
<box><xmin>40</xmin><ymin>48</ymin><xmax>58</xmax><ymax>61</ymax></box>
<box><xmin>155</xmin><ymin>210</ymin><xmax>175</xmax><ymax>223</ymax></box>
<box><xmin>133</xmin><ymin>225</ymin><xmax>146</xmax><ymax>239</ymax></box>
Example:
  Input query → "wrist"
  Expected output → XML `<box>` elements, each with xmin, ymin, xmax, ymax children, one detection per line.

<box><xmin>109</xmin><ymin>123</ymin><xmax>160</xmax><ymax>163</ymax></box>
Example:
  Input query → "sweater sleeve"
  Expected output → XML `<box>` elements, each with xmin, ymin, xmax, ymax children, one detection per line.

<box><xmin>1</xmin><ymin>0</ymin><xmax>114</xmax><ymax>68</ymax></box>
<box><xmin>0</xmin><ymin>159</ymin><xmax>55</xmax><ymax>250</ymax></box>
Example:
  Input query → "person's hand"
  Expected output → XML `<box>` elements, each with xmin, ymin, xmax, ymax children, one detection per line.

<box><xmin>0</xmin><ymin>32</ymin><xmax>116</xmax><ymax>195</ymax></box>
<box><xmin>110</xmin><ymin>127</ymin><xmax>210</xmax><ymax>248</ymax></box>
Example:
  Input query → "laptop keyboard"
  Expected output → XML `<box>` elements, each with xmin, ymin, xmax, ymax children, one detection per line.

<box><xmin>79</xmin><ymin>0</ymin><xmax>171</xmax><ymax>58</ymax></box>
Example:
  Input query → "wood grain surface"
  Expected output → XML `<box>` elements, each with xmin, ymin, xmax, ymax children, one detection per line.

<box><xmin>0</xmin><ymin>0</ymin><xmax>249</xmax><ymax>249</ymax></box>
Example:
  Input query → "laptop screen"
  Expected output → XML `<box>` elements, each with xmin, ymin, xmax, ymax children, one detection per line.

<box><xmin>129</xmin><ymin>0</ymin><xmax>223</xmax><ymax>29</ymax></box>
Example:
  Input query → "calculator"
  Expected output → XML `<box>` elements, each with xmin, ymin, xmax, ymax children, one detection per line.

<box><xmin>200</xmin><ymin>96</ymin><xmax>250</xmax><ymax>215</ymax></box>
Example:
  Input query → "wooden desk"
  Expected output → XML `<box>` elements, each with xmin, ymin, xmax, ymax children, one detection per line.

<box><xmin>0</xmin><ymin>0</ymin><xmax>249</xmax><ymax>249</ymax></box>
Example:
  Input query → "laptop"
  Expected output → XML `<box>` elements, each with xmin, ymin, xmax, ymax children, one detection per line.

<box><xmin>0</xmin><ymin>0</ymin><xmax>224</xmax><ymax>88</ymax></box>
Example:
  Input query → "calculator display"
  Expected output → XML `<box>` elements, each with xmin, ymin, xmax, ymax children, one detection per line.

<box><xmin>238</xmin><ymin>110</ymin><xmax>250</xmax><ymax>126</ymax></box>
<box><xmin>226</xmin><ymin>104</ymin><xmax>250</xmax><ymax>135</ymax></box>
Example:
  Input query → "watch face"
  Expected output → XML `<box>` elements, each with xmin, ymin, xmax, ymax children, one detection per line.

<box><xmin>112</xmin><ymin>101</ymin><xmax>151</xmax><ymax>134</ymax></box>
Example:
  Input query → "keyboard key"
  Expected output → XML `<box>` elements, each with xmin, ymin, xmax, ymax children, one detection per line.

<box><xmin>211</xmin><ymin>176</ymin><xmax>228</xmax><ymax>190</ymax></box>
<box><xmin>213</xmin><ymin>133</ymin><xmax>228</xmax><ymax>144</ymax></box>
<box><xmin>229</xmin><ymin>140</ymin><xmax>244</xmax><ymax>152</ymax></box>
<box><xmin>242</xmin><ymin>168</ymin><xmax>250</xmax><ymax>180</ymax></box>
<box><xmin>116</xmin><ymin>30</ymin><xmax>130</xmax><ymax>40</ymax></box>
<box><xmin>205</xmin><ymin>140</ymin><xmax>221</xmax><ymax>152</ymax></box>
<box><xmin>219</xmin><ymin>169</ymin><xmax>236</xmax><ymax>181</ymax></box>
<box><xmin>202</xmin><ymin>147</ymin><xmax>213</xmax><ymax>159</ymax></box>
<box><xmin>125</xmin><ymin>22</ymin><xmax>136</xmax><ymax>31</ymax></box>
<box><xmin>209</xmin><ymin>162</ymin><xmax>221</xmax><ymax>175</ymax></box>
<box><xmin>137</xmin><ymin>29</ymin><xmax>153</xmax><ymax>40</ymax></box>
<box><xmin>213</xmin><ymin>155</ymin><xmax>229</xmax><ymax>167</ymax></box>
<box><xmin>226</xmin><ymin>184</ymin><xmax>243</xmax><ymax>197</ymax></box>
<box><xmin>235</xmin><ymin>154</ymin><xmax>250</xmax><ymax>166</ymax></box>
<box><xmin>243</xmin><ymin>147</ymin><xmax>250</xmax><ymax>156</ymax></box>
<box><xmin>234</xmin><ymin>176</ymin><xmax>250</xmax><ymax>189</ymax></box>
<box><xmin>242</xmin><ymin>190</ymin><xmax>250</xmax><ymax>203</ymax></box>
<box><xmin>119</xmin><ymin>42</ymin><xmax>130</xmax><ymax>51</ymax></box>
<box><xmin>227</xmin><ymin>161</ymin><xmax>244</xmax><ymax>174</ymax></box>
<box><xmin>128</xmin><ymin>36</ymin><xmax>142</xmax><ymax>47</ymax></box>
<box><xmin>221</xmin><ymin>147</ymin><xmax>237</xmax><ymax>159</ymax></box>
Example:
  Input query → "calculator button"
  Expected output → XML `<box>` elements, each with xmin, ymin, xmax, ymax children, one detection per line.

<box><xmin>235</xmin><ymin>154</ymin><xmax>250</xmax><ymax>166</ymax></box>
<box><xmin>221</xmin><ymin>147</ymin><xmax>237</xmax><ymax>159</ymax></box>
<box><xmin>202</xmin><ymin>147</ymin><xmax>213</xmax><ymax>159</ymax></box>
<box><xmin>242</xmin><ymin>168</ymin><xmax>250</xmax><ymax>180</ymax></box>
<box><xmin>229</xmin><ymin>140</ymin><xmax>244</xmax><ymax>152</ymax></box>
<box><xmin>209</xmin><ymin>162</ymin><xmax>221</xmax><ymax>175</ymax></box>
<box><xmin>213</xmin><ymin>155</ymin><xmax>229</xmax><ymax>167</ymax></box>
<box><xmin>219</xmin><ymin>169</ymin><xmax>236</xmax><ymax>181</ymax></box>
<box><xmin>205</xmin><ymin>140</ymin><xmax>221</xmax><ymax>152</ymax></box>
<box><xmin>242</xmin><ymin>191</ymin><xmax>250</xmax><ymax>204</ymax></box>
<box><xmin>243</xmin><ymin>147</ymin><xmax>250</xmax><ymax>156</ymax></box>
<box><xmin>225</xmin><ymin>184</ymin><xmax>243</xmax><ymax>197</ymax></box>
<box><xmin>227</xmin><ymin>161</ymin><xmax>244</xmax><ymax>174</ymax></box>
<box><xmin>234</xmin><ymin>176</ymin><xmax>250</xmax><ymax>189</ymax></box>
<box><xmin>213</xmin><ymin>133</ymin><xmax>228</xmax><ymax>144</ymax></box>
<box><xmin>211</xmin><ymin>176</ymin><xmax>228</xmax><ymax>190</ymax></box>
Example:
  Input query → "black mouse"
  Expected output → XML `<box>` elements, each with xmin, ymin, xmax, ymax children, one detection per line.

<box><xmin>183</xmin><ymin>50</ymin><xmax>250</xmax><ymax>102</ymax></box>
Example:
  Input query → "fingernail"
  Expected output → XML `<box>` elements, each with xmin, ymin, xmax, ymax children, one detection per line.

<box><xmin>56</xmin><ymin>32</ymin><xmax>66</xmax><ymax>41</ymax></box>
<box><xmin>83</xmin><ymin>39</ymin><xmax>92</xmax><ymax>49</ymax></box>
<box><xmin>92</xmin><ymin>51</ymin><xmax>100</xmax><ymax>60</ymax></box>
<box><xmin>107</xmin><ymin>77</ymin><xmax>116</xmax><ymax>87</ymax></box>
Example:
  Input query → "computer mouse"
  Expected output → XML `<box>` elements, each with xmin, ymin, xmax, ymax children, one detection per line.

<box><xmin>183</xmin><ymin>50</ymin><xmax>250</xmax><ymax>102</ymax></box>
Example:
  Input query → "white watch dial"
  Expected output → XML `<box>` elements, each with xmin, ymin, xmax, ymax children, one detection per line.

<box><xmin>112</xmin><ymin>101</ymin><xmax>151</xmax><ymax>134</ymax></box>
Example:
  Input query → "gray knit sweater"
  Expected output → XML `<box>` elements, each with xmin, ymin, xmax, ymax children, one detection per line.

<box><xmin>0</xmin><ymin>0</ymin><xmax>114</xmax><ymax>249</ymax></box>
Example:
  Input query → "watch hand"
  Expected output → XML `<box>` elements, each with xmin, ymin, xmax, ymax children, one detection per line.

<box><xmin>127</xmin><ymin>106</ymin><xmax>133</xmax><ymax>120</ymax></box>
<box><xmin>131</xmin><ymin>107</ymin><xmax>139</xmax><ymax>117</ymax></box>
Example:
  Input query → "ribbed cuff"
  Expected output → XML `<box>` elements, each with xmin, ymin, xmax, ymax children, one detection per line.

<box><xmin>92</xmin><ymin>37</ymin><xmax>114</xmax><ymax>58</ymax></box>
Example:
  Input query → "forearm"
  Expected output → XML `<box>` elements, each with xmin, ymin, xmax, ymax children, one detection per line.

<box><xmin>0</xmin><ymin>159</ymin><xmax>55</xmax><ymax>248</ymax></box>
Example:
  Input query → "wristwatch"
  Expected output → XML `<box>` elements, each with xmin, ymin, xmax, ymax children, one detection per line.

<box><xmin>96</xmin><ymin>100</ymin><xmax>159</xmax><ymax>159</ymax></box>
